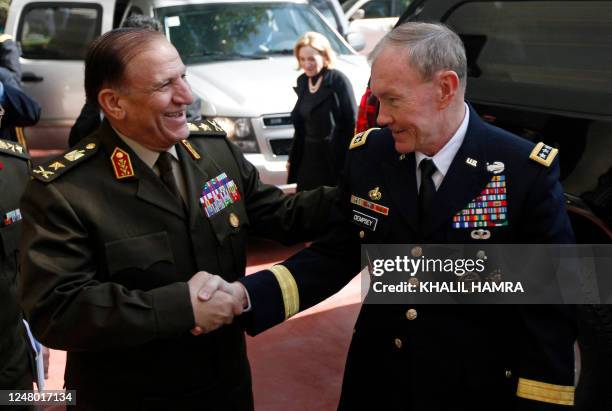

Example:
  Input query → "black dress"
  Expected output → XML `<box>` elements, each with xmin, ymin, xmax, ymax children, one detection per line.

<box><xmin>288</xmin><ymin>68</ymin><xmax>356</xmax><ymax>191</ymax></box>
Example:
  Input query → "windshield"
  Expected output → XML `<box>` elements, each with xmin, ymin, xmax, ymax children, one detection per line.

<box><xmin>156</xmin><ymin>2</ymin><xmax>352</xmax><ymax>64</ymax></box>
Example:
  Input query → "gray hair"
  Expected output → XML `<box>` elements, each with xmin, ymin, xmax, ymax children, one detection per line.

<box><xmin>369</xmin><ymin>22</ymin><xmax>467</xmax><ymax>87</ymax></box>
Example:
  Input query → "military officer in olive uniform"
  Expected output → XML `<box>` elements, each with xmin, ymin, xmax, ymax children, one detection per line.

<box><xmin>0</xmin><ymin>139</ymin><xmax>33</xmax><ymax>396</ymax></box>
<box><xmin>236</xmin><ymin>23</ymin><xmax>577</xmax><ymax>410</ymax></box>
<box><xmin>18</xmin><ymin>28</ymin><xmax>333</xmax><ymax>410</ymax></box>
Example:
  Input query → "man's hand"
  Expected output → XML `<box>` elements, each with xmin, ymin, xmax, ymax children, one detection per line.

<box><xmin>188</xmin><ymin>271</ymin><xmax>244</xmax><ymax>336</ymax></box>
<box><xmin>197</xmin><ymin>276</ymin><xmax>248</xmax><ymax>308</ymax></box>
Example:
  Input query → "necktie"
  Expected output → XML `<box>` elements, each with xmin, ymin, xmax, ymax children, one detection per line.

<box><xmin>156</xmin><ymin>151</ymin><xmax>183</xmax><ymax>201</ymax></box>
<box><xmin>418</xmin><ymin>158</ymin><xmax>437</xmax><ymax>222</ymax></box>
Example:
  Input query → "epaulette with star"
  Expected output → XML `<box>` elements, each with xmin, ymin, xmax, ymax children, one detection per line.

<box><xmin>187</xmin><ymin>119</ymin><xmax>226</xmax><ymax>137</ymax></box>
<box><xmin>529</xmin><ymin>142</ymin><xmax>558</xmax><ymax>167</ymax></box>
<box><xmin>31</xmin><ymin>140</ymin><xmax>99</xmax><ymax>182</ymax></box>
<box><xmin>0</xmin><ymin>138</ymin><xmax>29</xmax><ymax>160</ymax></box>
<box><xmin>349</xmin><ymin>128</ymin><xmax>379</xmax><ymax>150</ymax></box>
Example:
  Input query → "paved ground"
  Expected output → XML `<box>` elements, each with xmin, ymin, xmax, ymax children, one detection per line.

<box><xmin>42</xmin><ymin>239</ymin><xmax>362</xmax><ymax>410</ymax></box>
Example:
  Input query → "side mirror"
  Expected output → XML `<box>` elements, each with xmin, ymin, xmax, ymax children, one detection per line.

<box><xmin>350</xmin><ymin>8</ymin><xmax>365</xmax><ymax>21</ymax></box>
<box><xmin>346</xmin><ymin>31</ymin><xmax>366</xmax><ymax>52</ymax></box>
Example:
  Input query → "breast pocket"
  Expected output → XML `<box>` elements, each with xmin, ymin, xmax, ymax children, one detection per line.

<box><xmin>104</xmin><ymin>232</ymin><xmax>176</xmax><ymax>288</ymax></box>
<box><xmin>207</xmin><ymin>202</ymin><xmax>250</xmax><ymax>246</ymax></box>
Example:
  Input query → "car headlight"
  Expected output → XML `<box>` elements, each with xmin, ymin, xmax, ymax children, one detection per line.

<box><xmin>212</xmin><ymin>117</ymin><xmax>260</xmax><ymax>154</ymax></box>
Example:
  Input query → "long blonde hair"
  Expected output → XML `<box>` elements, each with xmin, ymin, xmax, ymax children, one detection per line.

<box><xmin>293</xmin><ymin>31</ymin><xmax>336</xmax><ymax>69</ymax></box>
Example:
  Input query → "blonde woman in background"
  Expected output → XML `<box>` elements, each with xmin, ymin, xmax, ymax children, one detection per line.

<box><xmin>287</xmin><ymin>31</ymin><xmax>356</xmax><ymax>191</ymax></box>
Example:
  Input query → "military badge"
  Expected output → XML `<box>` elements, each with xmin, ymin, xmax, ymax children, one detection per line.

<box><xmin>48</xmin><ymin>161</ymin><xmax>65</xmax><ymax>171</ymax></box>
<box><xmin>32</xmin><ymin>166</ymin><xmax>54</xmax><ymax>180</ymax></box>
<box><xmin>350</xmin><ymin>195</ymin><xmax>389</xmax><ymax>216</ymax></box>
<box><xmin>452</xmin><ymin>175</ymin><xmax>508</xmax><ymax>229</ymax></box>
<box><xmin>470</xmin><ymin>229</ymin><xmax>491</xmax><ymax>240</ymax></box>
<box><xmin>3</xmin><ymin>208</ymin><xmax>21</xmax><ymax>225</ymax></box>
<box><xmin>352</xmin><ymin>210</ymin><xmax>378</xmax><ymax>231</ymax></box>
<box><xmin>180</xmin><ymin>140</ymin><xmax>201</xmax><ymax>160</ymax></box>
<box><xmin>466</xmin><ymin>157</ymin><xmax>478</xmax><ymax>167</ymax></box>
<box><xmin>529</xmin><ymin>142</ymin><xmax>558</xmax><ymax>167</ymax></box>
<box><xmin>110</xmin><ymin>147</ymin><xmax>135</xmax><ymax>179</ymax></box>
<box><xmin>368</xmin><ymin>186</ymin><xmax>382</xmax><ymax>201</ymax></box>
<box><xmin>64</xmin><ymin>149</ymin><xmax>85</xmax><ymax>162</ymax></box>
<box><xmin>199</xmin><ymin>172</ymin><xmax>241</xmax><ymax>218</ymax></box>
<box><xmin>486</xmin><ymin>161</ymin><xmax>505</xmax><ymax>174</ymax></box>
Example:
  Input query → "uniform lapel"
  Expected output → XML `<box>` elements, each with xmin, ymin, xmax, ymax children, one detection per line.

<box><xmin>423</xmin><ymin>109</ymin><xmax>491</xmax><ymax>237</ymax></box>
<box><xmin>98</xmin><ymin>121</ymin><xmax>186</xmax><ymax>219</ymax></box>
<box><xmin>381</xmin><ymin>150</ymin><xmax>420</xmax><ymax>233</ymax></box>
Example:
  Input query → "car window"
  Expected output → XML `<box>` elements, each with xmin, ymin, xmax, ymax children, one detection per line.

<box><xmin>394</xmin><ymin>0</ymin><xmax>411</xmax><ymax>15</ymax></box>
<box><xmin>17</xmin><ymin>3</ymin><xmax>101</xmax><ymax>60</ymax></box>
<box><xmin>309</xmin><ymin>0</ymin><xmax>339</xmax><ymax>31</ymax></box>
<box><xmin>342</xmin><ymin>0</ymin><xmax>360</xmax><ymax>13</ymax></box>
<box><xmin>362</xmin><ymin>0</ymin><xmax>392</xmax><ymax>18</ymax></box>
<box><xmin>156</xmin><ymin>2</ymin><xmax>351</xmax><ymax>64</ymax></box>
<box><xmin>446</xmin><ymin>0</ymin><xmax>612</xmax><ymax>117</ymax></box>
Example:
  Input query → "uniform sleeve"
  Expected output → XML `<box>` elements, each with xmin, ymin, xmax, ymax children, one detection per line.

<box><xmin>239</xmin><ymin>160</ymin><xmax>362</xmax><ymax>335</ymax></box>
<box><xmin>0</xmin><ymin>40</ymin><xmax>22</xmax><ymax>88</ymax></box>
<box><xmin>519</xmin><ymin>156</ymin><xmax>574</xmax><ymax>243</ymax></box>
<box><xmin>2</xmin><ymin>83</ymin><xmax>41</xmax><ymax>127</ymax></box>
<box><xmin>18</xmin><ymin>181</ymin><xmax>195</xmax><ymax>352</ymax></box>
<box><xmin>515</xmin><ymin>156</ymin><xmax>578</xmax><ymax>409</ymax></box>
<box><xmin>226</xmin><ymin>139</ymin><xmax>337</xmax><ymax>244</ymax></box>
<box><xmin>515</xmin><ymin>306</ymin><xmax>577</xmax><ymax>410</ymax></box>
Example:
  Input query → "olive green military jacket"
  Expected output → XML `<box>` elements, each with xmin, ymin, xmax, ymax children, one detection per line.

<box><xmin>0</xmin><ymin>139</ymin><xmax>31</xmax><ymax>389</ymax></box>
<box><xmin>18</xmin><ymin>120</ymin><xmax>333</xmax><ymax>409</ymax></box>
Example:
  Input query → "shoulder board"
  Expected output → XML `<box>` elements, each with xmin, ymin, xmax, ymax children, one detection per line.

<box><xmin>529</xmin><ymin>142</ymin><xmax>558</xmax><ymax>167</ymax></box>
<box><xmin>31</xmin><ymin>141</ymin><xmax>99</xmax><ymax>183</ymax></box>
<box><xmin>0</xmin><ymin>34</ymin><xmax>13</xmax><ymax>43</ymax></box>
<box><xmin>187</xmin><ymin>119</ymin><xmax>226</xmax><ymax>137</ymax></box>
<box><xmin>0</xmin><ymin>139</ymin><xmax>29</xmax><ymax>160</ymax></box>
<box><xmin>349</xmin><ymin>128</ymin><xmax>379</xmax><ymax>150</ymax></box>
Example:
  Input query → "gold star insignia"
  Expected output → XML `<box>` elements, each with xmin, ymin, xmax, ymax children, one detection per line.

<box><xmin>86</xmin><ymin>143</ymin><xmax>96</xmax><ymax>150</ymax></box>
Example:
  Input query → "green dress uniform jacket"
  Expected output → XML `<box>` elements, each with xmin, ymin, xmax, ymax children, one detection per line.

<box><xmin>18</xmin><ymin>120</ymin><xmax>334</xmax><ymax>410</ymax></box>
<box><xmin>0</xmin><ymin>139</ymin><xmax>32</xmax><ymax>390</ymax></box>
<box><xmin>241</xmin><ymin>106</ymin><xmax>578</xmax><ymax>411</ymax></box>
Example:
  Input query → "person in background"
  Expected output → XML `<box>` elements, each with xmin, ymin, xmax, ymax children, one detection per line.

<box><xmin>68</xmin><ymin>14</ymin><xmax>202</xmax><ymax>147</ymax></box>
<box><xmin>0</xmin><ymin>80</ymin><xmax>41</xmax><ymax>142</ymax></box>
<box><xmin>0</xmin><ymin>4</ymin><xmax>22</xmax><ymax>90</ymax></box>
<box><xmin>287</xmin><ymin>31</ymin><xmax>356</xmax><ymax>191</ymax></box>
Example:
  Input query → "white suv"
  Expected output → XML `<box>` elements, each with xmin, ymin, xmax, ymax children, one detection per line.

<box><xmin>6</xmin><ymin>0</ymin><xmax>369</xmax><ymax>185</ymax></box>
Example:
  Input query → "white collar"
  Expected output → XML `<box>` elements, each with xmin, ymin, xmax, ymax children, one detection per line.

<box><xmin>415</xmin><ymin>102</ymin><xmax>470</xmax><ymax>177</ymax></box>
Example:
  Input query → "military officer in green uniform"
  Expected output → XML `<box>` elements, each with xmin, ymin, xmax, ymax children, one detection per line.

<box><xmin>0</xmin><ymin>139</ymin><xmax>33</xmax><ymax>399</ymax></box>
<box><xmin>18</xmin><ymin>28</ymin><xmax>333</xmax><ymax>410</ymax></box>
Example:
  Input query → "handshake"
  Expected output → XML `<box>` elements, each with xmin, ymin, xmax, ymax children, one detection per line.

<box><xmin>187</xmin><ymin>271</ymin><xmax>248</xmax><ymax>336</ymax></box>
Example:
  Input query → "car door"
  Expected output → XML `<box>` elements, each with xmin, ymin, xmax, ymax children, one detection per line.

<box><xmin>5</xmin><ymin>0</ymin><xmax>113</xmax><ymax>158</ymax></box>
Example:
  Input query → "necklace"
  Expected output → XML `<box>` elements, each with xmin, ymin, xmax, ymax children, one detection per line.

<box><xmin>308</xmin><ymin>75</ymin><xmax>323</xmax><ymax>93</ymax></box>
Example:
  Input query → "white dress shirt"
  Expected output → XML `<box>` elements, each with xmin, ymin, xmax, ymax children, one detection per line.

<box><xmin>415</xmin><ymin>102</ymin><xmax>470</xmax><ymax>191</ymax></box>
